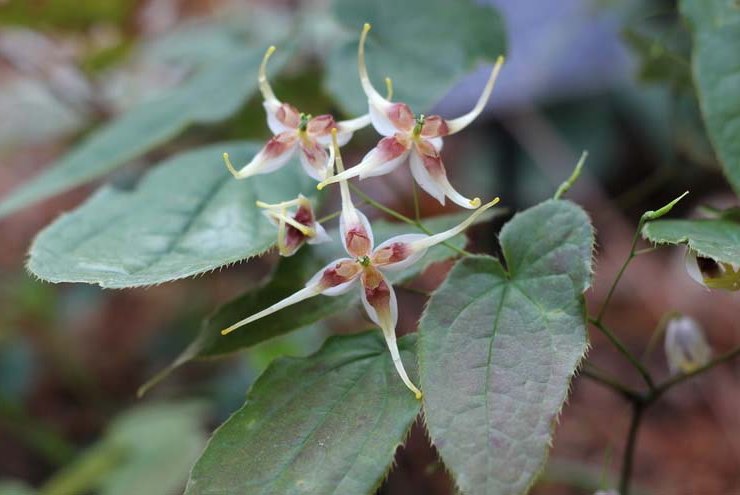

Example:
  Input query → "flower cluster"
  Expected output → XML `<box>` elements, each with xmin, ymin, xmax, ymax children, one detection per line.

<box><xmin>220</xmin><ymin>24</ymin><xmax>505</xmax><ymax>397</ymax></box>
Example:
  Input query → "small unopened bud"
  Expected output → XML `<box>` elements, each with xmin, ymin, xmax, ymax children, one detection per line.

<box><xmin>594</xmin><ymin>490</ymin><xmax>619</xmax><ymax>495</ymax></box>
<box><xmin>664</xmin><ymin>316</ymin><xmax>712</xmax><ymax>375</ymax></box>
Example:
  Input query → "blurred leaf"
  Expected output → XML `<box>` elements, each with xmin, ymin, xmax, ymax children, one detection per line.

<box><xmin>0</xmin><ymin>0</ymin><xmax>134</xmax><ymax>29</ymax></box>
<box><xmin>27</xmin><ymin>142</ymin><xmax>312</xmax><ymax>288</ymax></box>
<box><xmin>185</xmin><ymin>332</ymin><xmax>420</xmax><ymax>495</ymax></box>
<box><xmin>681</xmin><ymin>0</ymin><xmax>740</xmax><ymax>195</ymax></box>
<box><xmin>0</xmin><ymin>46</ymin><xmax>287</xmax><ymax>219</ymax></box>
<box><xmin>0</xmin><ymin>481</ymin><xmax>36</xmax><ymax>495</ymax></box>
<box><xmin>326</xmin><ymin>0</ymin><xmax>506</xmax><ymax>115</ymax></box>
<box><xmin>643</xmin><ymin>218</ymin><xmax>740</xmax><ymax>265</ymax></box>
<box><xmin>418</xmin><ymin>200</ymin><xmax>593</xmax><ymax>495</ymax></box>
<box><xmin>40</xmin><ymin>401</ymin><xmax>207</xmax><ymax>495</ymax></box>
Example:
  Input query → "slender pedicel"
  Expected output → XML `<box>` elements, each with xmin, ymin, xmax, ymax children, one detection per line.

<box><xmin>221</xmin><ymin>286</ymin><xmax>321</xmax><ymax>335</ymax></box>
<box><xmin>445</xmin><ymin>55</ymin><xmax>505</xmax><ymax>134</ymax></box>
<box><xmin>410</xmin><ymin>197</ymin><xmax>499</xmax><ymax>251</ymax></box>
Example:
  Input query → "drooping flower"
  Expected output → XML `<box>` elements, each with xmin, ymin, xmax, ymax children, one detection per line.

<box><xmin>685</xmin><ymin>249</ymin><xmax>740</xmax><ymax>291</ymax></box>
<box><xmin>222</xmin><ymin>129</ymin><xmax>500</xmax><ymax>398</ymax></box>
<box><xmin>664</xmin><ymin>315</ymin><xmax>711</xmax><ymax>375</ymax></box>
<box><xmin>257</xmin><ymin>195</ymin><xmax>330</xmax><ymax>257</ymax></box>
<box><xmin>317</xmin><ymin>23</ymin><xmax>505</xmax><ymax>209</ymax></box>
<box><xmin>223</xmin><ymin>46</ymin><xmax>371</xmax><ymax>182</ymax></box>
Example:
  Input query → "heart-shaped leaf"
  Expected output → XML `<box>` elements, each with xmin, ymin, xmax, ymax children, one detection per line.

<box><xmin>418</xmin><ymin>199</ymin><xmax>594</xmax><ymax>495</ymax></box>
<box><xmin>27</xmin><ymin>142</ymin><xmax>312</xmax><ymax>288</ymax></box>
<box><xmin>185</xmin><ymin>331</ymin><xmax>421</xmax><ymax>495</ymax></box>
<box><xmin>643</xmin><ymin>218</ymin><xmax>740</xmax><ymax>265</ymax></box>
<box><xmin>680</xmin><ymin>0</ymin><xmax>740</xmax><ymax>195</ymax></box>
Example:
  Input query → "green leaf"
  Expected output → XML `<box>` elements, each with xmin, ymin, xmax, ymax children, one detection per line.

<box><xmin>40</xmin><ymin>402</ymin><xmax>207</xmax><ymax>495</ymax></box>
<box><xmin>643</xmin><ymin>218</ymin><xmax>740</xmax><ymax>265</ymax></box>
<box><xmin>326</xmin><ymin>0</ymin><xmax>506</xmax><ymax>115</ymax></box>
<box><xmin>0</xmin><ymin>46</ymin><xmax>285</xmax><ymax>219</ymax></box>
<box><xmin>0</xmin><ymin>482</ymin><xmax>36</xmax><ymax>495</ymax></box>
<box><xmin>138</xmin><ymin>210</ymin><xmax>500</xmax><ymax>397</ymax></box>
<box><xmin>27</xmin><ymin>142</ymin><xmax>312</xmax><ymax>288</ymax></box>
<box><xmin>418</xmin><ymin>199</ymin><xmax>594</xmax><ymax>495</ymax></box>
<box><xmin>680</xmin><ymin>0</ymin><xmax>740</xmax><ymax>195</ymax></box>
<box><xmin>185</xmin><ymin>331</ymin><xmax>421</xmax><ymax>495</ymax></box>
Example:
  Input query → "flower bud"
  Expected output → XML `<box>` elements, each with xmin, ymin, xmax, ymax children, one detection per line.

<box><xmin>594</xmin><ymin>490</ymin><xmax>619</xmax><ymax>495</ymax></box>
<box><xmin>664</xmin><ymin>316</ymin><xmax>712</xmax><ymax>375</ymax></box>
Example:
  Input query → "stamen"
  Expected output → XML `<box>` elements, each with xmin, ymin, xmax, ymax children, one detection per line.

<box><xmin>410</xmin><ymin>197</ymin><xmax>500</xmax><ymax>251</ymax></box>
<box><xmin>259</xmin><ymin>45</ymin><xmax>278</xmax><ymax>103</ymax></box>
<box><xmin>358</xmin><ymin>23</ymin><xmax>391</xmax><ymax>109</ymax></box>
<box><xmin>446</xmin><ymin>55</ymin><xmax>505</xmax><ymax>134</ymax></box>
<box><xmin>255</xmin><ymin>198</ymin><xmax>303</xmax><ymax>210</ymax></box>
<box><xmin>358</xmin><ymin>255</ymin><xmax>371</xmax><ymax>267</ymax></box>
<box><xmin>299</xmin><ymin>113</ymin><xmax>310</xmax><ymax>132</ymax></box>
<box><xmin>385</xmin><ymin>77</ymin><xmax>393</xmax><ymax>100</ymax></box>
<box><xmin>413</xmin><ymin>114</ymin><xmax>425</xmax><ymax>137</ymax></box>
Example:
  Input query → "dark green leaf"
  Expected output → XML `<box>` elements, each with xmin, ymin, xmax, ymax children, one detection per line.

<box><xmin>326</xmin><ymin>0</ymin><xmax>506</xmax><ymax>115</ymax></box>
<box><xmin>27</xmin><ymin>142</ymin><xmax>312</xmax><ymax>288</ymax></box>
<box><xmin>0</xmin><ymin>46</ymin><xmax>286</xmax><ymax>219</ymax></box>
<box><xmin>185</xmin><ymin>332</ymin><xmax>421</xmax><ymax>495</ymax></box>
<box><xmin>681</xmin><ymin>0</ymin><xmax>740</xmax><ymax>194</ymax></box>
<box><xmin>643</xmin><ymin>218</ymin><xmax>740</xmax><ymax>265</ymax></box>
<box><xmin>418</xmin><ymin>199</ymin><xmax>594</xmax><ymax>495</ymax></box>
<box><xmin>138</xmin><ymin>210</ymin><xmax>500</xmax><ymax>396</ymax></box>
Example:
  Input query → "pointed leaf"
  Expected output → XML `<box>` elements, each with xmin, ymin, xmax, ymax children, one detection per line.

<box><xmin>191</xmin><ymin>210</ymin><xmax>500</xmax><ymax>359</ymax></box>
<box><xmin>327</xmin><ymin>0</ymin><xmax>506</xmax><ymax>115</ymax></box>
<box><xmin>680</xmin><ymin>0</ymin><xmax>740</xmax><ymax>195</ymax></box>
<box><xmin>27</xmin><ymin>142</ymin><xmax>312</xmax><ymax>288</ymax></box>
<box><xmin>0</xmin><ymin>46</ymin><xmax>286</xmax><ymax>219</ymax></box>
<box><xmin>418</xmin><ymin>199</ymin><xmax>594</xmax><ymax>495</ymax></box>
<box><xmin>643</xmin><ymin>218</ymin><xmax>740</xmax><ymax>265</ymax></box>
<box><xmin>185</xmin><ymin>332</ymin><xmax>421</xmax><ymax>495</ymax></box>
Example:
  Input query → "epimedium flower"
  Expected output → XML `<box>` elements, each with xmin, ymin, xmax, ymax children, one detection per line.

<box><xmin>222</xmin><ymin>45</ymin><xmax>372</xmax><ymax>182</ymax></box>
<box><xmin>685</xmin><ymin>249</ymin><xmax>740</xmax><ymax>291</ymax></box>
<box><xmin>317</xmin><ymin>23</ymin><xmax>505</xmax><ymax>209</ymax></box>
<box><xmin>222</xmin><ymin>129</ymin><xmax>501</xmax><ymax>398</ymax></box>
<box><xmin>664</xmin><ymin>315</ymin><xmax>711</xmax><ymax>375</ymax></box>
<box><xmin>257</xmin><ymin>195</ymin><xmax>330</xmax><ymax>257</ymax></box>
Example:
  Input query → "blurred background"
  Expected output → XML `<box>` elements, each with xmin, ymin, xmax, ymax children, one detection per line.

<box><xmin>0</xmin><ymin>0</ymin><xmax>738</xmax><ymax>494</ymax></box>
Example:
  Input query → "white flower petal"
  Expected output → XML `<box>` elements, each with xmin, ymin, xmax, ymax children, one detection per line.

<box><xmin>446</xmin><ymin>56</ymin><xmax>505</xmax><ymax>134</ymax></box>
<box><xmin>372</xmin><ymin>233</ymin><xmax>428</xmax><ymax>271</ymax></box>
<box><xmin>224</xmin><ymin>134</ymin><xmax>298</xmax><ymax>179</ymax></box>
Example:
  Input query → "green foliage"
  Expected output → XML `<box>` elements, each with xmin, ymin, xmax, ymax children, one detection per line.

<box><xmin>0</xmin><ymin>0</ymin><xmax>135</xmax><ymax>29</ymax></box>
<box><xmin>681</xmin><ymin>0</ymin><xmax>740</xmax><ymax>195</ymax></box>
<box><xmin>27</xmin><ymin>142</ymin><xmax>312</xmax><ymax>288</ymax></box>
<box><xmin>326</xmin><ymin>0</ymin><xmax>506</xmax><ymax>115</ymax></box>
<box><xmin>40</xmin><ymin>402</ymin><xmax>207</xmax><ymax>495</ymax></box>
<box><xmin>418</xmin><ymin>200</ymin><xmax>594</xmax><ymax>495</ymax></box>
<box><xmin>139</xmin><ymin>211</ymin><xmax>498</xmax><ymax>396</ymax></box>
<box><xmin>185</xmin><ymin>332</ymin><xmax>421</xmax><ymax>495</ymax></box>
<box><xmin>0</xmin><ymin>47</ymin><xmax>285</xmax><ymax>219</ymax></box>
<box><xmin>643</xmin><ymin>218</ymin><xmax>740</xmax><ymax>265</ymax></box>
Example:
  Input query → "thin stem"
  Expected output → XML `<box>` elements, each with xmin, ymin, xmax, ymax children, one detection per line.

<box><xmin>589</xmin><ymin>318</ymin><xmax>655</xmax><ymax>391</ymax></box>
<box><xmin>316</xmin><ymin>200</ymin><xmax>368</xmax><ymax>224</ymax></box>
<box><xmin>349</xmin><ymin>183</ymin><xmax>417</xmax><ymax>226</ymax></box>
<box><xmin>633</xmin><ymin>246</ymin><xmax>662</xmax><ymax>256</ymax></box>
<box><xmin>348</xmin><ymin>183</ymin><xmax>471</xmax><ymax>257</ymax></box>
<box><xmin>651</xmin><ymin>344</ymin><xmax>740</xmax><ymax>399</ymax></box>
<box><xmin>619</xmin><ymin>402</ymin><xmax>644</xmax><ymax>495</ymax></box>
<box><xmin>411</xmin><ymin>179</ymin><xmax>421</xmax><ymax>224</ymax></box>
<box><xmin>580</xmin><ymin>366</ymin><xmax>643</xmax><ymax>402</ymax></box>
<box><xmin>595</xmin><ymin>221</ymin><xmax>644</xmax><ymax>323</ymax></box>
